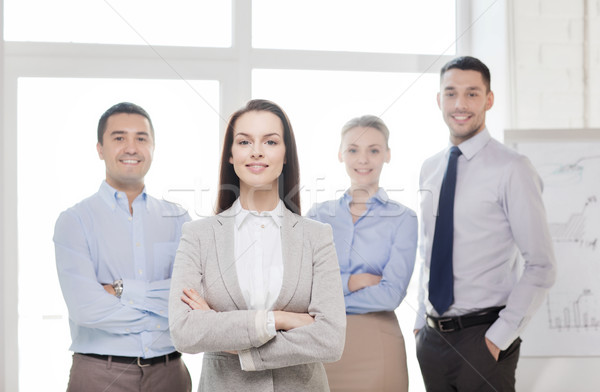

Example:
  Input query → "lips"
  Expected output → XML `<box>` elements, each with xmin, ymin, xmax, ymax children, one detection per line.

<box><xmin>246</xmin><ymin>162</ymin><xmax>269</xmax><ymax>173</ymax></box>
<box><xmin>120</xmin><ymin>159</ymin><xmax>141</xmax><ymax>165</ymax></box>
<box><xmin>451</xmin><ymin>113</ymin><xmax>472</xmax><ymax>123</ymax></box>
<box><xmin>354</xmin><ymin>168</ymin><xmax>372</xmax><ymax>175</ymax></box>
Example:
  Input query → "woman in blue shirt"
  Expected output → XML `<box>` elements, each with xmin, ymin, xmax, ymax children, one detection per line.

<box><xmin>308</xmin><ymin>115</ymin><xmax>418</xmax><ymax>392</ymax></box>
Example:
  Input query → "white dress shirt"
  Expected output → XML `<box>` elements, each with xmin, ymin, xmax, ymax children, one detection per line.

<box><xmin>233</xmin><ymin>198</ymin><xmax>284</xmax><ymax>312</ymax></box>
<box><xmin>415</xmin><ymin>128</ymin><xmax>557</xmax><ymax>350</ymax></box>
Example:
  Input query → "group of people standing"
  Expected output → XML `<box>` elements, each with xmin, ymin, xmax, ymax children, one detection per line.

<box><xmin>54</xmin><ymin>55</ymin><xmax>556</xmax><ymax>392</ymax></box>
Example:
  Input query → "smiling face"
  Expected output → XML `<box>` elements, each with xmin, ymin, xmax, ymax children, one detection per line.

<box><xmin>96</xmin><ymin>113</ymin><xmax>154</xmax><ymax>192</ymax></box>
<box><xmin>229</xmin><ymin>110</ymin><xmax>286</xmax><ymax>197</ymax></box>
<box><xmin>437</xmin><ymin>69</ymin><xmax>494</xmax><ymax>145</ymax></box>
<box><xmin>339</xmin><ymin>126</ymin><xmax>390</xmax><ymax>193</ymax></box>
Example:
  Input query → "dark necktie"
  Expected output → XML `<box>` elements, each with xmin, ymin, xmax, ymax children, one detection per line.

<box><xmin>429</xmin><ymin>146</ymin><xmax>462</xmax><ymax>315</ymax></box>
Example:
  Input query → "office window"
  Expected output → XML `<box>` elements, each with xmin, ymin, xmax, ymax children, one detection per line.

<box><xmin>4</xmin><ymin>0</ymin><xmax>232</xmax><ymax>47</ymax></box>
<box><xmin>253</xmin><ymin>0</ymin><xmax>456</xmax><ymax>54</ymax></box>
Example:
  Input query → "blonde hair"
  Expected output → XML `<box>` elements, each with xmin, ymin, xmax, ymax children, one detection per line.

<box><xmin>340</xmin><ymin>115</ymin><xmax>390</xmax><ymax>148</ymax></box>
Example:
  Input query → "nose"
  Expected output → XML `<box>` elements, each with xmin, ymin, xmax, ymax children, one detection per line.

<box><xmin>455</xmin><ymin>95</ymin><xmax>468</xmax><ymax>110</ymax></box>
<box><xmin>357</xmin><ymin>150</ymin><xmax>368</xmax><ymax>164</ymax></box>
<box><xmin>250</xmin><ymin>147</ymin><xmax>264</xmax><ymax>159</ymax></box>
<box><xmin>124</xmin><ymin>138</ymin><xmax>137</xmax><ymax>154</ymax></box>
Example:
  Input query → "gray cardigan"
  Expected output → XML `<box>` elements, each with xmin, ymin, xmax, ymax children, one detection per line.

<box><xmin>169</xmin><ymin>206</ymin><xmax>346</xmax><ymax>391</ymax></box>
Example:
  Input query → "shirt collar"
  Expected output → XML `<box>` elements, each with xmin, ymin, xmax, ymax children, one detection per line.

<box><xmin>342</xmin><ymin>187</ymin><xmax>389</xmax><ymax>206</ymax></box>
<box><xmin>98</xmin><ymin>180</ymin><xmax>149</xmax><ymax>211</ymax></box>
<box><xmin>233</xmin><ymin>198</ymin><xmax>284</xmax><ymax>229</ymax></box>
<box><xmin>447</xmin><ymin>128</ymin><xmax>491</xmax><ymax>161</ymax></box>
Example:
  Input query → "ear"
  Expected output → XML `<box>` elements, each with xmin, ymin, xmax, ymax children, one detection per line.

<box><xmin>385</xmin><ymin>148</ymin><xmax>391</xmax><ymax>164</ymax></box>
<box><xmin>437</xmin><ymin>92</ymin><xmax>441</xmax><ymax>110</ymax></box>
<box><xmin>96</xmin><ymin>142</ymin><xmax>104</xmax><ymax>160</ymax></box>
<box><xmin>486</xmin><ymin>90</ymin><xmax>495</xmax><ymax>111</ymax></box>
<box><xmin>229</xmin><ymin>155</ymin><xmax>233</xmax><ymax>164</ymax></box>
<box><xmin>338</xmin><ymin>149</ymin><xmax>343</xmax><ymax>163</ymax></box>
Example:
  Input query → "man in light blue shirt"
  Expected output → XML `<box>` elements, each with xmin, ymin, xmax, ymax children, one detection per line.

<box><xmin>54</xmin><ymin>102</ymin><xmax>191</xmax><ymax>391</ymax></box>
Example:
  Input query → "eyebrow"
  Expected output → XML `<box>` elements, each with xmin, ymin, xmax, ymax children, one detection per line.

<box><xmin>444</xmin><ymin>86</ymin><xmax>483</xmax><ymax>91</ymax></box>
<box><xmin>234</xmin><ymin>132</ymin><xmax>282</xmax><ymax>138</ymax></box>
<box><xmin>347</xmin><ymin>143</ymin><xmax>384</xmax><ymax>148</ymax></box>
<box><xmin>109</xmin><ymin>130</ymin><xmax>150</xmax><ymax>136</ymax></box>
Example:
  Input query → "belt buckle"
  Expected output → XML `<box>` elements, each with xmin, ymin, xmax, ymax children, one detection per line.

<box><xmin>437</xmin><ymin>318</ymin><xmax>455</xmax><ymax>332</ymax></box>
<box><xmin>137</xmin><ymin>357</ymin><xmax>151</xmax><ymax>368</ymax></box>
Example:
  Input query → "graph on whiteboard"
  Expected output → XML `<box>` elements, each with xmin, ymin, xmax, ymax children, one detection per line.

<box><xmin>510</xmin><ymin>139</ymin><xmax>600</xmax><ymax>356</ymax></box>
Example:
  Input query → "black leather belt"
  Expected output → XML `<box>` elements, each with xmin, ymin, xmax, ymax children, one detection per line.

<box><xmin>82</xmin><ymin>351</ymin><xmax>181</xmax><ymax>367</ymax></box>
<box><xmin>426</xmin><ymin>306</ymin><xmax>504</xmax><ymax>333</ymax></box>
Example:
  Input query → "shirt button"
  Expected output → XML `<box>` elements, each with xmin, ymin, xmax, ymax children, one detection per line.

<box><xmin>128</xmin><ymin>217</ymin><xmax>132</xmax><ymax>221</ymax></box>
<box><xmin>126</xmin><ymin>328</ymin><xmax>130</xmax><ymax>332</ymax></box>
<box><xmin>261</xmin><ymin>224</ymin><xmax>265</xmax><ymax>229</ymax></box>
<box><xmin>129</xmin><ymin>300</ymin><xmax>134</xmax><ymax>304</ymax></box>
<box><xmin>156</xmin><ymin>324</ymin><xmax>161</xmax><ymax>329</ymax></box>
<box><xmin>145</xmin><ymin>347</ymin><xmax>149</xmax><ymax>352</ymax></box>
<box><xmin>138</xmin><ymin>269</ymin><xmax>143</xmax><ymax>275</ymax></box>
<box><xmin>159</xmin><ymin>310</ymin><xmax>164</xmax><ymax>315</ymax></box>
<box><xmin>136</xmin><ymin>242</ymin><xmax>141</xmax><ymax>247</ymax></box>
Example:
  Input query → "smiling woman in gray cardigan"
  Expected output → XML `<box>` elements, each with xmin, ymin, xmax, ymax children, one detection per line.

<box><xmin>168</xmin><ymin>99</ymin><xmax>346</xmax><ymax>392</ymax></box>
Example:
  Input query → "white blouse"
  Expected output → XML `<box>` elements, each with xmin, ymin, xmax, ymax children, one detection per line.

<box><xmin>232</xmin><ymin>199</ymin><xmax>283</xmax><ymax>338</ymax></box>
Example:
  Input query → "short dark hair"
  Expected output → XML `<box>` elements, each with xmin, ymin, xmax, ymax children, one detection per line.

<box><xmin>440</xmin><ymin>56</ymin><xmax>491</xmax><ymax>92</ymax></box>
<box><xmin>216</xmin><ymin>99</ymin><xmax>301</xmax><ymax>215</ymax></box>
<box><xmin>97</xmin><ymin>102</ymin><xmax>155</xmax><ymax>145</ymax></box>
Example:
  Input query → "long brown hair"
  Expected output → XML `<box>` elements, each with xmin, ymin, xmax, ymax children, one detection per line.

<box><xmin>216</xmin><ymin>99</ymin><xmax>301</xmax><ymax>215</ymax></box>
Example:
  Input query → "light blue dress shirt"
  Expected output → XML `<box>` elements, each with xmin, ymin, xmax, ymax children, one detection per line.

<box><xmin>54</xmin><ymin>181</ymin><xmax>190</xmax><ymax>358</ymax></box>
<box><xmin>308</xmin><ymin>188</ymin><xmax>418</xmax><ymax>314</ymax></box>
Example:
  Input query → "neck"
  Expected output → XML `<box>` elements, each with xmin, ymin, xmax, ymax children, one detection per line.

<box><xmin>348</xmin><ymin>184</ymin><xmax>378</xmax><ymax>204</ymax></box>
<box><xmin>239</xmin><ymin>183</ymin><xmax>280</xmax><ymax>213</ymax></box>
<box><xmin>106</xmin><ymin>178</ymin><xmax>144</xmax><ymax>213</ymax></box>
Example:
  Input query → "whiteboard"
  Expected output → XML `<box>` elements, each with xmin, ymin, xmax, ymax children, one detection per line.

<box><xmin>505</xmin><ymin>129</ymin><xmax>600</xmax><ymax>357</ymax></box>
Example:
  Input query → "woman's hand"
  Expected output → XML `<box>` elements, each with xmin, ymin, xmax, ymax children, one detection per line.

<box><xmin>273</xmin><ymin>311</ymin><xmax>315</xmax><ymax>331</ymax></box>
<box><xmin>348</xmin><ymin>273</ymin><xmax>382</xmax><ymax>292</ymax></box>
<box><xmin>181</xmin><ymin>288</ymin><xmax>212</xmax><ymax>311</ymax></box>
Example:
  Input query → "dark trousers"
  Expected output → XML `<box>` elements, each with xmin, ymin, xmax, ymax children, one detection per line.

<box><xmin>66</xmin><ymin>353</ymin><xmax>192</xmax><ymax>392</ymax></box>
<box><xmin>416</xmin><ymin>323</ymin><xmax>521</xmax><ymax>392</ymax></box>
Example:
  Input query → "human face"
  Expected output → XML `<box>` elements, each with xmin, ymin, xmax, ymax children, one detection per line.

<box><xmin>437</xmin><ymin>69</ymin><xmax>494</xmax><ymax>145</ymax></box>
<box><xmin>229</xmin><ymin>111</ymin><xmax>286</xmax><ymax>195</ymax></box>
<box><xmin>339</xmin><ymin>126</ymin><xmax>390</xmax><ymax>193</ymax></box>
<box><xmin>96</xmin><ymin>113</ymin><xmax>154</xmax><ymax>191</ymax></box>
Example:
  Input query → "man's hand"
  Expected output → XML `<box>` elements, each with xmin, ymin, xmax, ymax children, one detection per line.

<box><xmin>103</xmin><ymin>284</ymin><xmax>116</xmax><ymax>296</ymax></box>
<box><xmin>485</xmin><ymin>337</ymin><xmax>500</xmax><ymax>361</ymax></box>
<box><xmin>273</xmin><ymin>311</ymin><xmax>315</xmax><ymax>331</ymax></box>
<box><xmin>413</xmin><ymin>329</ymin><xmax>420</xmax><ymax>336</ymax></box>
<box><xmin>348</xmin><ymin>273</ymin><xmax>382</xmax><ymax>292</ymax></box>
<box><xmin>181</xmin><ymin>288</ymin><xmax>212</xmax><ymax>311</ymax></box>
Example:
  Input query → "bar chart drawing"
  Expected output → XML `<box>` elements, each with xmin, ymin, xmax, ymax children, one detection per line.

<box><xmin>547</xmin><ymin>289</ymin><xmax>600</xmax><ymax>332</ymax></box>
<box><xmin>505</xmin><ymin>129</ymin><xmax>600</xmax><ymax>356</ymax></box>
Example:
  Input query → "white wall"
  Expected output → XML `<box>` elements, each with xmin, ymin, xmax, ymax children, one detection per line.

<box><xmin>465</xmin><ymin>1</ymin><xmax>600</xmax><ymax>391</ymax></box>
<box><xmin>0</xmin><ymin>0</ymin><xmax>6</xmax><ymax>388</ymax></box>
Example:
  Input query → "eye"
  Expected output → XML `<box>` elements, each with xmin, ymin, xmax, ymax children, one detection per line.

<box><xmin>115</xmin><ymin>136</ymin><xmax>124</xmax><ymax>141</ymax></box>
<box><xmin>266</xmin><ymin>140</ymin><xmax>278</xmax><ymax>145</ymax></box>
<box><xmin>348</xmin><ymin>148</ymin><xmax>357</xmax><ymax>154</ymax></box>
<box><xmin>371</xmin><ymin>149</ymin><xmax>380</xmax><ymax>154</ymax></box>
<box><xmin>238</xmin><ymin>140</ymin><xmax>250</xmax><ymax>145</ymax></box>
<box><xmin>138</xmin><ymin>137</ymin><xmax>147</xmax><ymax>142</ymax></box>
<box><xmin>469</xmin><ymin>92</ymin><xmax>478</xmax><ymax>97</ymax></box>
<box><xmin>445</xmin><ymin>92</ymin><xmax>455</xmax><ymax>97</ymax></box>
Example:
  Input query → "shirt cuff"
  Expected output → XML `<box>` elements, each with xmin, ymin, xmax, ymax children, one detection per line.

<box><xmin>485</xmin><ymin>316</ymin><xmax>520</xmax><ymax>351</ymax></box>
<box><xmin>238</xmin><ymin>349</ymin><xmax>255</xmax><ymax>371</ymax></box>
<box><xmin>254</xmin><ymin>310</ymin><xmax>276</xmax><ymax>346</ymax></box>
<box><xmin>341</xmin><ymin>273</ymin><xmax>351</xmax><ymax>296</ymax></box>
<box><xmin>120</xmin><ymin>279</ymin><xmax>148</xmax><ymax>308</ymax></box>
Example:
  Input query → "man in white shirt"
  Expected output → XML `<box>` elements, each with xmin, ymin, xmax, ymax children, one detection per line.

<box><xmin>414</xmin><ymin>56</ymin><xmax>556</xmax><ymax>391</ymax></box>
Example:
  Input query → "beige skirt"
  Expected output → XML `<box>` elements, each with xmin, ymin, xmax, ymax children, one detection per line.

<box><xmin>324</xmin><ymin>311</ymin><xmax>408</xmax><ymax>392</ymax></box>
